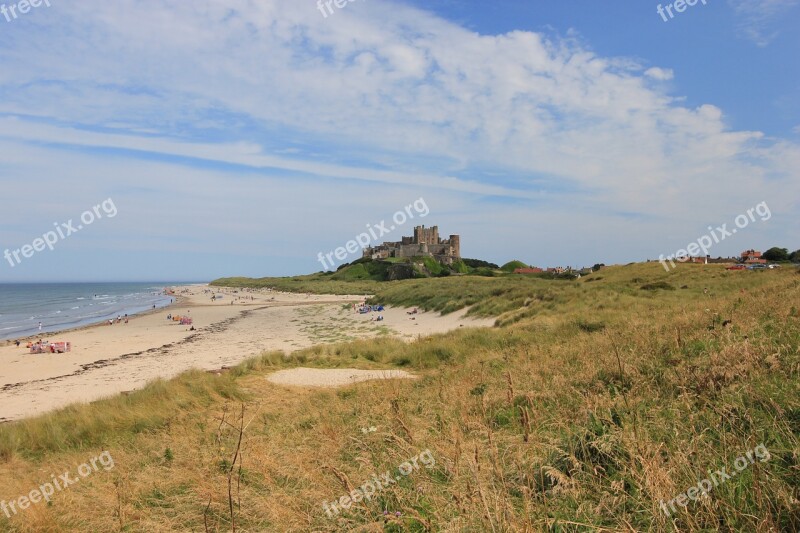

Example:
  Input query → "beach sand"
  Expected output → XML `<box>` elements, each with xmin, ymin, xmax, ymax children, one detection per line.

<box><xmin>0</xmin><ymin>285</ymin><xmax>493</xmax><ymax>421</ymax></box>
<box><xmin>265</xmin><ymin>367</ymin><xmax>416</xmax><ymax>388</ymax></box>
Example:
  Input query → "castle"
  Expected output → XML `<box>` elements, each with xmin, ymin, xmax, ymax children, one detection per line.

<box><xmin>363</xmin><ymin>225</ymin><xmax>461</xmax><ymax>265</ymax></box>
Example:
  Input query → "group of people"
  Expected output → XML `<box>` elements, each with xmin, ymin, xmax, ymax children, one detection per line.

<box><xmin>167</xmin><ymin>312</ymin><xmax>195</xmax><ymax>330</ymax></box>
<box><xmin>108</xmin><ymin>314</ymin><xmax>129</xmax><ymax>325</ymax></box>
<box><xmin>12</xmin><ymin>339</ymin><xmax>44</xmax><ymax>348</ymax></box>
<box><xmin>26</xmin><ymin>339</ymin><xmax>70</xmax><ymax>353</ymax></box>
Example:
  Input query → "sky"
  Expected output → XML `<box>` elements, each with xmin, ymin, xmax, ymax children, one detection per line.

<box><xmin>0</xmin><ymin>0</ymin><xmax>798</xmax><ymax>282</ymax></box>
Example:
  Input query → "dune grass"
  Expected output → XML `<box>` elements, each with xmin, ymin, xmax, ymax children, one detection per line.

<box><xmin>0</xmin><ymin>263</ymin><xmax>798</xmax><ymax>531</ymax></box>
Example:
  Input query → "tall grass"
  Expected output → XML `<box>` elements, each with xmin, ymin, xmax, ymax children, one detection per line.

<box><xmin>1</xmin><ymin>264</ymin><xmax>798</xmax><ymax>531</ymax></box>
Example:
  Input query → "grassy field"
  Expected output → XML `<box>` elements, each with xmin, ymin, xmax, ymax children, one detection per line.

<box><xmin>1</xmin><ymin>263</ymin><xmax>798</xmax><ymax>531</ymax></box>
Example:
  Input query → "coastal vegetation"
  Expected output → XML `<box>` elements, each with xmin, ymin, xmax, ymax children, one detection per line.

<box><xmin>0</xmin><ymin>263</ymin><xmax>798</xmax><ymax>531</ymax></box>
<box><xmin>214</xmin><ymin>256</ymin><xmax>521</xmax><ymax>290</ymax></box>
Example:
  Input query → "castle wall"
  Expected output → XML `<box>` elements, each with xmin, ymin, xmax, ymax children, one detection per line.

<box><xmin>363</xmin><ymin>226</ymin><xmax>460</xmax><ymax>261</ymax></box>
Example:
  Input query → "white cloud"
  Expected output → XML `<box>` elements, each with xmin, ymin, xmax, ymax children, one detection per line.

<box><xmin>0</xmin><ymin>0</ymin><xmax>797</xmax><ymax>277</ymax></box>
<box><xmin>645</xmin><ymin>67</ymin><xmax>674</xmax><ymax>81</ymax></box>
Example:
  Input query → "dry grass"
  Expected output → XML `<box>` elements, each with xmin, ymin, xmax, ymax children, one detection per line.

<box><xmin>0</xmin><ymin>263</ymin><xmax>798</xmax><ymax>532</ymax></box>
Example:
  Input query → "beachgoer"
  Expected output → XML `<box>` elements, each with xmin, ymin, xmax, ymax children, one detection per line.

<box><xmin>14</xmin><ymin>340</ymin><xmax>20</xmax><ymax>347</ymax></box>
<box><xmin>38</xmin><ymin>322</ymin><xmax>42</xmax><ymax>331</ymax></box>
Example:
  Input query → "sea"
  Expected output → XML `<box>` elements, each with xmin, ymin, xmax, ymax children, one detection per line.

<box><xmin>0</xmin><ymin>282</ymin><xmax>200</xmax><ymax>341</ymax></box>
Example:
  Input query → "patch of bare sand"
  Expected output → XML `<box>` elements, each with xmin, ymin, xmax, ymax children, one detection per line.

<box><xmin>265</xmin><ymin>367</ymin><xmax>415</xmax><ymax>388</ymax></box>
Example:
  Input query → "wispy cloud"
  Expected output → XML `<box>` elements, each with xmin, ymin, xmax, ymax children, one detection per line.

<box><xmin>0</xmin><ymin>0</ymin><xmax>797</xmax><ymax>278</ymax></box>
<box><xmin>728</xmin><ymin>0</ymin><xmax>800</xmax><ymax>46</ymax></box>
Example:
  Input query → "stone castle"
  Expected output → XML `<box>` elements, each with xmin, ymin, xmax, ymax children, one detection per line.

<box><xmin>363</xmin><ymin>225</ymin><xmax>461</xmax><ymax>265</ymax></box>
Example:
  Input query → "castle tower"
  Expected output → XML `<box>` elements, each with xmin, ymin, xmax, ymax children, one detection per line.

<box><xmin>449</xmin><ymin>235</ymin><xmax>460</xmax><ymax>258</ymax></box>
<box><xmin>414</xmin><ymin>225</ymin><xmax>439</xmax><ymax>245</ymax></box>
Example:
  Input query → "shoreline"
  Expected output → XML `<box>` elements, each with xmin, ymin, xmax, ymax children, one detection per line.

<box><xmin>0</xmin><ymin>284</ymin><xmax>195</xmax><ymax>344</ymax></box>
<box><xmin>2</xmin><ymin>294</ymin><xmax>188</xmax><ymax>346</ymax></box>
<box><xmin>0</xmin><ymin>286</ymin><xmax>494</xmax><ymax>421</ymax></box>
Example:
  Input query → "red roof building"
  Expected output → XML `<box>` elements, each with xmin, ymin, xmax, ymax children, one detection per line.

<box><xmin>741</xmin><ymin>250</ymin><xmax>767</xmax><ymax>264</ymax></box>
<box><xmin>514</xmin><ymin>267</ymin><xmax>543</xmax><ymax>274</ymax></box>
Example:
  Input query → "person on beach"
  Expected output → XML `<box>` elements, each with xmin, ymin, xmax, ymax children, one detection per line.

<box><xmin>38</xmin><ymin>322</ymin><xmax>42</xmax><ymax>331</ymax></box>
<box><xmin>14</xmin><ymin>340</ymin><xmax>20</xmax><ymax>347</ymax></box>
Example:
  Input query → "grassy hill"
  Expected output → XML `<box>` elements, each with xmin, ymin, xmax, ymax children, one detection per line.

<box><xmin>212</xmin><ymin>257</ymin><xmax>498</xmax><ymax>293</ymax></box>
<box><xmin>1</xmin><ymin>263</ymin><xmax>798</xmax><ymax>531</ymax></box>
<box><xmin>500</xmin><ymin>259</ymin><xmax>529</xmax><ymax>272</ymax></box>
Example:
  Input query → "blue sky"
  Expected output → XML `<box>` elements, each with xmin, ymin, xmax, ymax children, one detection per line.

<box><xmin>0</xmin><ymin>0</ymin><xmax>798</xmax><ymax>282</ymax></box>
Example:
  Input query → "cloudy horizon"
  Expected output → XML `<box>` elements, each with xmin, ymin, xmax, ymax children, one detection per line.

<box><xmin>1</xmin><ymin>0</ymin><xmax>798</xmax><ymax>282</ymax></box>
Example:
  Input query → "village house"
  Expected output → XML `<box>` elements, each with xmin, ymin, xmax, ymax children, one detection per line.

<box><xmin>513</xmin><ymin>267</ymin><xmax>543</xmax><ymax>274</ymax></box>
<box><xmin>741</xmin><ymin>249</ymin><xmax>767</xmax><ymax>264</ymax></box>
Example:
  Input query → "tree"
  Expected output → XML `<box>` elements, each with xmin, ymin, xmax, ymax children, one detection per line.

<box><xmin>763</xmin><ymin>247</ymin><xmax>789</xmax><ymax>262</ymax></box>
<box><xmin>790</xmin><ymin>249</ymin><xmax>800</xmax><ymax>262</ymax></box>
<box><xmin>462</xmin><ymin>258</ymin><xmax>499</xmax><ymax>269</ymax></box>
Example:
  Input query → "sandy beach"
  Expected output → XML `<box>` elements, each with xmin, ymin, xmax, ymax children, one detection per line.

<box><xmin>0</xmin><ymin>285</ymin><xmax>493</xmax><ymax>422</ymax></box>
